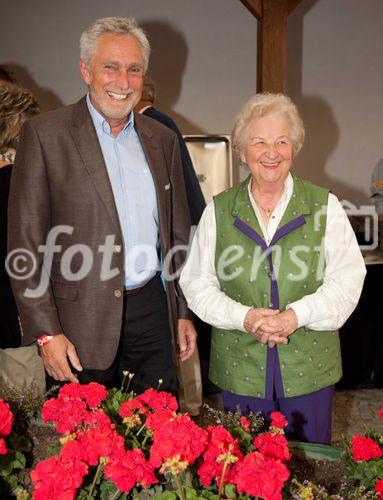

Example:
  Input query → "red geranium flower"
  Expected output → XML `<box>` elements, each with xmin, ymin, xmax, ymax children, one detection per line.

<box><xmin>150</xmin><ymin>413</ymin><xmax>207</xmax><ymax>472</ymax></box>
<box><xmin>57</xmin><ymin>382</ymin><xmax>107</xmax><ymax>408</ymax></box>
<box><xmin>198</xmin><ymin>425</ymin><xmax>243</xmax><ymax>487</ymax></box>
<box><xmin>145</xmin><ymin>409</ymin><xmax>176</xmax><ymax>431</ymax></box>
<box><xmin>58</xmin><ymin>407</ymin><xmax>124</xmax><ymax>466</ymax></box>
<box><xmin>83</xmin><ymin>408</ymin><xmax>112</xmax><ymax>428</ymax></box>
<box><xmin>60</xmin><ymin>439</ymin><xmax>84</xmax><ymax>462</ymax></box>
<box><xmin>351</xmin><ymin>435</ymin><xmax>383</xmax><ymax>462</ymax></box>
<box><xmin>0</xmin><ymin>400</ymin><xmax>14</xmax><ymax>437</ymax></box>
<box><xmin>119</xmin><ymin>389</ymin><xmax>177</xmax><ymax>423</ymax></box>
<box><xmin>379</xmin><ymin>407</ymin><xmax>383</xmax><ymax>420</ymax></box>
<box><xmin>57</xmin><ymin>383</ymin><xmax>83</xmax><ymax>402</ymax></box>
<box><xmin>0</xmin><ymin>438</ymin><xmax>7</xmax><ymax>455</ymax></box>
<box><xmin>104</xmin><ymin>448</ymin><xmax>158</xmax><ymax>493</ymax></box>
<box><xmin>119</xmin><ymin>398</ymin><xmax>145</xmax><ymax>419</ymax></box>
<box><xmin>77</xmin><ymin>426</ymin><xmax>124</xmax><ymax>466</ymax></box>
<box><xmin>41</xmin><ymin>398</ymin><xmax>88</xmax><ymax>434</ymax></box>
<box><xmin>269</xmin><ymin>411</ymin><xmax>288</xmax><ymax>429</ymax></box>
<box><xmin>240</xmin><ymin>416</ymin><xmax>250</xmax><ymax>432</ymax></box>
<box><xmin>82</xmin><ymin>382</ymin><xmax>108</xmax><ymax>408</ymax></box>
<box><xmin>253</xmin><ymin>432</ymin><xmax>291</xmax><ymax>462</ymax></box>
<box><xmin>235</xmin><ymin>451</ymin><xmax>290</xmax><ymax>500</ymax></box>
<box><xmin>31</xmin><ymin>455</ymin><xmax>88</xmax><ymax>500</ymax></box>
<box><xmin>137</xmin><ymin>388</ymin><xmax>178</xmax><ymax>413</ymax></box>
<box><xmin>376</xmin><ymin>479</ymin><xmax>383</xmax><ymax>499</ymax></box>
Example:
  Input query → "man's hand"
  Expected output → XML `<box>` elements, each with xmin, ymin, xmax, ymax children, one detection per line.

<box><xmin>244</xmin><ymin>308</ymin><xmax>288</xmax><ymax>345</ymax></box>
<box><xmin>38</xmin><ymin>333</ymin><xmax>83</xmax><ymax>383</ymax></box>
<box><xmin>178</xmin><ymin>319</ymin><xmax>197</xmax><ymax>362</ymax></box>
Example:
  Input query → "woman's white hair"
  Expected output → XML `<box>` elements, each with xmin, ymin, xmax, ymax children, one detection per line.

<box><xmin>232</xmin><ymin>93</ymin><xmax>305</xmax><ymax>157</ymax></box>
<box><xmin>80</xmin><ymin>17</ymin><xmax>151</xmax><ymax>71</ymax></box>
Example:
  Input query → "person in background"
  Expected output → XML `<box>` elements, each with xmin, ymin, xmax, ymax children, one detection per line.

<box><xmin>135</xmin><ymin>75</ymin><xmax>206</xmax><ymax>415</ymax></box>
<box><xmin>135</xmin><ymin>75</ymin><xmax>206</xmax><ymax>225</ymax></box>
<box><xmin>180</xmin><ymin>93</ymin><xmax>366</xmax><ymax>444</ymax></box>
<box><xmin>0</xmin><ymin>66</ymin><xmax>18</xmax><ymax>86</ymax></box>
<box><xmin>370</xmin><ymin>158</ymin><xmax>383</xmax><ymax>215</ymax></box>
<box><xmin>8</xmin><ymin>17</ymin><xmax>197</xmax><ymax>394</ymax></box>
<box><xmin>0</xmin><ymin>83</ymin><xmax>39</xmax><ymax>348</ymax></box>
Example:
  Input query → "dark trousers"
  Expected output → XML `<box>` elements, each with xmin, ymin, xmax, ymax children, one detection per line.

<box><xmin>46</xmin><ymin>275</ymin><xmax>177</xmax><ymax>394</ymax></box>
<box><xmin>222</xmin><ymin>386</ymin><xmax>334</xmax><ymax>445</ymax></box>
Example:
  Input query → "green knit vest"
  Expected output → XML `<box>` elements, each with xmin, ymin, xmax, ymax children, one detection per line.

<box><xmin>210</xmin><ymin>175</ymin><xmax>342</xmax><ymax>398</ymax></box>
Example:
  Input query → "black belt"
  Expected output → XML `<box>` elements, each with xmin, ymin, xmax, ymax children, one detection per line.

<box><xmin>123</xmin><ymin>272</ymin><xmax>160</xmax><ymax>296</ymax></box>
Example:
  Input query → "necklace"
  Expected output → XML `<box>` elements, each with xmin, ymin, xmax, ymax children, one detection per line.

<box><xmin>251</xmin><ymin>181</ymin><xmax>284</xmax><ymax>219</ymax></box>
<box><xmin>255</xmin><ymin>201</ymin><xmax>273</xmax><ymax>218</ymax></box>
<box><xmin>251</xmin><ymin>192</ymin><xmax>275</xmax><ymax>217</ymax></box>
<box><xmin>255</xmin><ymin>202</ymin><xmax>273</xmax><ymax>218</ymax></box>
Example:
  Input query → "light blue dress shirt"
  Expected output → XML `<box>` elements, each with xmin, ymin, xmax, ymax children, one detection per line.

<box><xmin>86</xmin><ymin>95</ymin><xmax>161</xmax><ymax>289</ymax></box>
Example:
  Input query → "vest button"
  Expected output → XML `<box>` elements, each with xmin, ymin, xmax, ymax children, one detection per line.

<box><xmin>114</xmin><ymin>290</ymin><xmax>122</xmax><ymax>298</ymax></box>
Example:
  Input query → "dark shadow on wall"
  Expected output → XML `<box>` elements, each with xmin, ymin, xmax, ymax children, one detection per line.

<box><xmin>292</xmin><ymin>95</ymin><xmax>365</xmax><ymax>202</ymax></box>
<box><xmin>4</xmin><ymin>63</ymin><xmax>63</xmax><ymax>112</ymax></box>
<box><xmin>140</xmin><ymin>20</ymin><xmax>207</xmax><ymax>135</ymax></box>
<box><xmin>286</xmin><ymin>0</ymin><xmax>365</xmax><ymax>203</ymax></box>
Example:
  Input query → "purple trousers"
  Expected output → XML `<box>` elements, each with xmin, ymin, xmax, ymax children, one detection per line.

<box><xmin>222</xmin><ymin>385</ymin><xmax>334</xmax><ymax>445</ymax></box>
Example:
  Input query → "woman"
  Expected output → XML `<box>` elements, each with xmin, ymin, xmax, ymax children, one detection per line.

<box><xmin>180</xmin><ymin>93</ymin><xmax>366</xmax><ymax>444</ymax></box>
<box><xmin>0</xmin><ymin>83</ymin><xmax>39</xmax><ymax>348</ymax></box>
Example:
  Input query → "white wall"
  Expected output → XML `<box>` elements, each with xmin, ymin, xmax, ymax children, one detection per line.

<box><xmin>1</xmin><ymin>0</ymin><xmax>382</xmax><ymax>204</ymax></box>
<box><xmin>0</xmin><ymin>0</ymin><xmax>257</xmax><ymax>133</ymax></box>
<box><xmin>287</xmin><ymin>0</ymin><xmax>383</xmax><ymax>203</ymax></box>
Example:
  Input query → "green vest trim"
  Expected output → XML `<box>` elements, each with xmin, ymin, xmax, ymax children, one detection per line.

<box><xmin>210</xmin><ymin>174</ymin><xmax>342</xmax><ymax>398</ymax></box>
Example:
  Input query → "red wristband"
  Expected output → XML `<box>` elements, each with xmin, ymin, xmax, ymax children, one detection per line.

<box><xmin>37</xmin><ymin>334</ymin><xmax>54</xmax><ymax>347</ymax></box>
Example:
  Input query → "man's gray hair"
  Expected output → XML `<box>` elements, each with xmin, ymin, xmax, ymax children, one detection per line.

<box><xmin>80</xmin><ymin>17</ymin><xmax>150</xmax><ymax>71</ymax></box>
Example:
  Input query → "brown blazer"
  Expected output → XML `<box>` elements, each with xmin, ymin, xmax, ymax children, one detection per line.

<box><xmin>8</xmin><ymin>97</ymin><xmax>191</xmax><ymax>370</ymax></box>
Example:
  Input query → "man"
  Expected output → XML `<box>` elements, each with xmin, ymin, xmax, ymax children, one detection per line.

<box><xmin>8</xmin><ymin>17</ymin><xmax>197</xmax><ymax>393</ymax></box>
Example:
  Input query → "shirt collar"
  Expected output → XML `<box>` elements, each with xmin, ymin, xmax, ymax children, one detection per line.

<box><xmin>86</xmin><ymin>93</ymin><xmax>134</xmax><ymax>138</ymax></box>
<box><xmin>247</xmin><ymin>171</ymin><xmax>294</xmax><ymax>207</ymax></box>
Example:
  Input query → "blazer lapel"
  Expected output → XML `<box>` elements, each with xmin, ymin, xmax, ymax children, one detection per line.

<box><xmin>134</xmin><ymin>113</ymin><xmax>170</xmax><ymax>222</ymax></box>
<box><xmin>69</xmin><ymin>97</ymin><xmax>122</xmax><ymax>236</ymax></box>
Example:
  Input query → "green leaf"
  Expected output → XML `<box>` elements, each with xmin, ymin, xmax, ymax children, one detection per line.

<box><xmin>0</xmin><ymin>449</ymin><xmax>24</xmax><ymax>476</ymax></box>
<box><xmin>47</xmin><ymin>441</ymin><xmax>62</xmax><ymax>457</ymax></box>
<box><xmin>154</xmin><ymin>492</ymin><xmax>177</xmax><ymax>500</ymax></box>
<box><xmin>99</xmin><ymin>478</ymin><xmax>119</xmax><ymax>499</ymax></box>
<box><xmin>6</xmin><ymin>473</ymin><xmax>18</xmax><ymax>491</ymax></box>
<box><xmin>7</xmin><ymin>434</ymin><xmax>32</xmax><ymax>452</ymax></box>
<box><xmin>185</xmin><ymin>487</ymin><xmax>198</xmax><ymax>499</ymax></box>
<box><xmin>76</xmin><ymin>488</ymin><xmax>91</xmax><ymax>500</ymax></box>
<box><xmin>198</xmin><ymin>490</ymin><xmax>219</xmax><ymax>499</ymax></box>
<box><xmin>223</xmin><ymin>484</ymin><xmax>237</xmax><ymax>498</ymax></box>
<box><xmin>134</xmin><ymin>484</ymin><xmax>166</xmax><ymax>497</ymax></box>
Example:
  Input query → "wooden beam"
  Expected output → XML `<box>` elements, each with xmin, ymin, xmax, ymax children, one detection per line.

<box><xmin>257</xmin><ymin>0</ymin><xmax>287</xmax><ymax>92</ymax></box>
<box><xmin>239</xmin><ymin>0</ymin><xmax>262</xmax><ymax>20</ymax></box>
<box><xmin>287</xmin><ymin>0</ymin><xmax>305</xmax><ymax>15</ymax></box>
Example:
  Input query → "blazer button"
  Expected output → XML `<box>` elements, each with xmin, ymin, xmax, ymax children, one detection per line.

<box><xmin>114</xmin><ymin>290</ymin><xmax>122</xmax><ymax>298</ymax></box>
<box><xmin>114</xmin><ymin>245</ymin><xmax>122</xmax><ymax>253</ymax></box>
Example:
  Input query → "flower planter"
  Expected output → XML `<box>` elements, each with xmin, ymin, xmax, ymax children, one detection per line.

<box><xmin>288</xmin><ymin>441</ymin><xmax>341</xmax><ymax>461</ymax></box>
